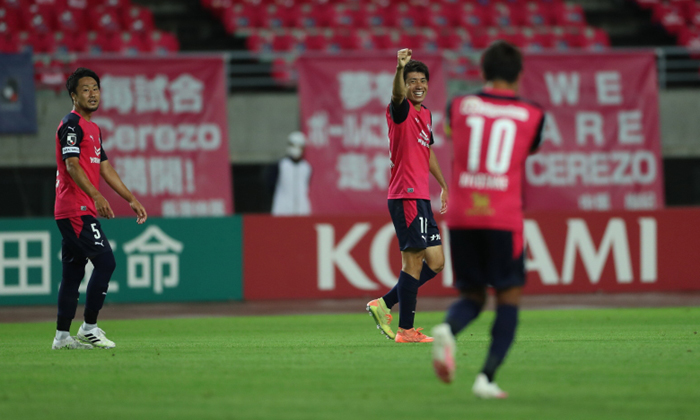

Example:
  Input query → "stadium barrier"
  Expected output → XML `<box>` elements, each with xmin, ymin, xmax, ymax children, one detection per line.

<box><xmin>243</xmin><ymin>208</ymin><xmax>700</xmax><ymax>300</ymax></box>
<box><xmin>0</xmin><ymin>217</ymin><xmax>242</xmax><ymax>306</ymax></box>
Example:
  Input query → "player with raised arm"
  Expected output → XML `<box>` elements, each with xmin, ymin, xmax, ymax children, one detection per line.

<box><xmin>366</xmin><ymin>49</ymin><xmax>449</xmax><ymax>343</ymax></box>
<box><xmin>52</xmin><ymin>67</ymin><xmax>147</xmax><ymax>350</ymax></box>
<box><xmin>431</xmin><ymin>41</ymin><xmax>545</xmax><ymax>397</ymax></box>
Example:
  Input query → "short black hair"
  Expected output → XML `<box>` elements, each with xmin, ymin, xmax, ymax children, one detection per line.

<box><xmin>66</xmin><ymin>67</ymin><xmax>100</xmax><ymax>99</ymax></box>
<box><xmin>403</xmin><ymin>60</ymin><xmax>429</xmax><ymax>83</ymax></box>
<box><xmin>481</xmin><ymin>41</ymin><xmax>522</xmax><ymax>83</ymax></box>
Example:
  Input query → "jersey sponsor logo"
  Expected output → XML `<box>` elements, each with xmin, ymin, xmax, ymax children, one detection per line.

<box><xmin>417</xmin><ymin>130</ymin><xmax>430</xmax><ymax>147</ymax></box>
<box><xmin>67</xmin><ymin>133</ymin><xmax>77</xmax><ymax>145</ymax></box>
<box><xmin>62</xmin><ymin>146</ymin><xmax>80</xmax><ymax>154</ymax></box>
<box><xmin>90</xmin><ymin>157</ymin><xmax>101</xmax><ymax>164</ymax></box>
<box><xmin>459</xmin><ymin>96</ymin><xmax>529</xmax><ymax>121</ymax></box>
<box><xmin>467</xmin><ymin>192</ymin><xmax>495</xmax><ymax>216</ymax></box>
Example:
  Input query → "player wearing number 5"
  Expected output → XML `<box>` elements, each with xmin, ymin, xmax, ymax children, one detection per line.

<box><xmin>431</xmin><ymin>41</ymin><xmax>545</xmax><ymax>397</ymax></box>
<box><xmin>366</xmin><ymin>49</ymin><xmax>449</xmax><ymax>343</ymax></box>
<box><xmin>52</xmin><ymin>68</ymin><xmax>147</xmax><ymax>350</ymax></box>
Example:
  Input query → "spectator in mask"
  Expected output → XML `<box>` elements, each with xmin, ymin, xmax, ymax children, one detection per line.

<box><xmin>271</xmin><ymin>131</ymin><xmax>312</xmax><ymax>216</ymax></box>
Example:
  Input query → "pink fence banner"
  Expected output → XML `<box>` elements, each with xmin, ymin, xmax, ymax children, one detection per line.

<box><xmin>519</xmin><ymin>52</ymin><xmax>664</xmax><ymax>211</ymax></box>
<box><xmin>76</xmin><ymin>56</ymin><xmax>233</xmax><ymax>217</ymax></box>
<box><xmin>297</xmin><ymin>52</ymin><xmax>449</xmax><ymax>214</ymax></box>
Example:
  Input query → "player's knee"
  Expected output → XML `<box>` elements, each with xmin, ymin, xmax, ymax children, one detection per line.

<box><xmin>430</xmin><ymin>261</ymin><xmax>444</xmax><ymax>273</ymax></box>
<box><xmin>92</xmin><ymin>251</ymin><xmax>116</xmax><ymax>275</ymax></box>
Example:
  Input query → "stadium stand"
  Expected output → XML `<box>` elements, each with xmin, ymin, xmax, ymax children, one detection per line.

<box><xmin>0</xmin><ymin>0</ymin><xmax>180</xmax><ymax>90</ymax></box>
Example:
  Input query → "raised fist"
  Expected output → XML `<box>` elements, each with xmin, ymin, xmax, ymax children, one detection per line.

<box><xmin>397</xmin><ymin>48</ymin><xmax>412</xmax><ymax>69</ymax></box>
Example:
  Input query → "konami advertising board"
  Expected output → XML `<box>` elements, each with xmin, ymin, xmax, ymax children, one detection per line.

<box><xmin>243</xmin><ymin>209</ymin><xmax>700</xmax><ymax>300</ymax></box>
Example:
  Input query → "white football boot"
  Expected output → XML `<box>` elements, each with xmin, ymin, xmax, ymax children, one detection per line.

<box><xmin>431</xmin><ymin>323</ymin><xmax>456</xmax><ymax>384</ymax></box>
<box><xmin>52</xmin><ymin>336</ymin><xmax>93</xmax><ymax>350</ymax></box>
<box><xmin>77</xmin><ymin>325</ymin><xmax>116</xmax><ymax>349</ymax></box>
<box><xmin>472</xmin><ymin>373</ymin><xmax>508</xmax><ymax>399</ymax></box>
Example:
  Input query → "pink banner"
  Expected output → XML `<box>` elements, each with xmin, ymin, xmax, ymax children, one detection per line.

<box><xmin>297</xmin><ymin>52</ymin><xmax>449</xmax><ymax>214</ymax></box>
<box><xmin>519</xmin><ymin>52</ymin><xmax>664</xmax><ymax>211</ymax></box>
<box><xmin>76</xmin><ymin>56</ymin><xmax>233</xmax><ymax>217</ymax></box>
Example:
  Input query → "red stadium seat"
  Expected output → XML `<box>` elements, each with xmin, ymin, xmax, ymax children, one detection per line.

<box><xmin>333</xmin><ymin>3</ymin><xmax>369</xmax><ymax>28</ymax></box>
<box><xmin>577</xmin><ymin>27</ymin><xmax>610</xmax><ymax>50</ymax></box>
<box><xmin>396</xmin><ymin>2</ymin><xmax>431</xmax><ymax>28</ymax></box>
<box><xmin>13</xmin><ymin>32</ymin><xmax>36</xmax><ymax>54</ymax></box>
<box><xmin>552</xmin><ymin>2</ymin><xmax>587</xmax><ymax>27</ymax></box>
<box><xmin>27</xmin><ymin>4</ymin><xmax>56</xmax><ymax>33</ymax></box>
<box><xmin>369</xmin><ymin>27</ymin><xmax>401</xmax><ymax>50</ymax></box>
<box><xmin>521</xmin><ymin>1</ymin><xmax>551</xmax><ymax>26</ymax></box>
<box><xmin>300</xmin><ymin>1</ymin><xmax>335</xmax><ymax>27</ymax></box>
<box><xmin>263</xmin><ymin>2</ymin><xmax>303</xmax><ymax>28</ymax></box>
<box><xmin>122</xmin><ymin>5</ymin><xmax>155</xmax><ymax>33</ymax></box>
<box><xmin>201</xmin><ymin>0</ymin><xmax>234</xmax><ymax>18</ymax></box>
<box><xmin>472</xmin><ymin>27</ymin><xmax>501</xmax><ymax>49</ymax></box>
<box><xmin>271</xmin><ymin>29</ymin><xmax>299</xmax><ymax>52</ymax></box>
<box><xmin>488</xmin><ymin>2</ymin><xmax>520</xmax><ymax>27</ymax></box>
<box><xmin>244</xmin><ymin>29</ymin><xmax>273</xmax><ymax>53</ymax></box>
<box><xmin>365</xmin><ymin>3</ymin><xmax>398</xmax><ymax>28</ymax></box>
<box><xmin>0</xmin><ymin>6</ymin><xmax>23</xmax><ymax>32</ymax></box>
<box><xmin>518</xmin><ymin>27</ymin><xmax>549</xmax><ymax>51</ymax></box>
<box><xmin>329</xmin><ymin>28</ymin><xmax>362</xmax><ymax>51</ymax></box>
<box><xmin>142</xmin><ymin>30</ymin><xmax>179</xmax><ymax>54</ymax></box>
<box><xmin>0</xmin><ymin>28</ymin><xmax>18</xmax><ymax>53</ymax></box>
<box><xmin>399</xmin><ymin>28</ymin><xmax>434</xmax><ymax>51</ymax></box>
<box><xmin>56</xmin><ymin>9</ymin><xmax>85</xmax><ymax>33</ymax></box>
<box><xmin>302</xmin><ymin>28</ymin><xmax>330</xmax><ymax>51</ymax></box>
<box><xmin>88</xmin><ymin>7</ymin><xmax>123</xmax><ymax>33</ymax></box>
<box><xmin>683</xmin><ymin>2</ymin><xmax>700</xmax><ymax>26</ymax></box>
<box><xmin>652</xmin><ymin>3</ymin><xmax>686</xmax><ymax>35</ymax></box>
<box><xmin>101</xmin><ymin>0</ymin><xmax>132</xmax><ymax>10</ymax></box>
<box><xmin>456</xmin><ymin>3</ymin><xmax>489</xmax><ymax>29</ymax></box>
<box><xmin>222</xmin><ymin>3</ymin><xmax>264</xmax><ymax>34</ymax></box>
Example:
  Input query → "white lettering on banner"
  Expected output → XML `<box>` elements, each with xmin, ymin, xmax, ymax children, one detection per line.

<box><xmin>595</xmin><ymin>72</ymin><xmax>622</xmax><ymax>105</ymax></box>
<box><xmin>100</xmin><ymin>74</ymin><xmax>205</xmax><ymax>115</ymax></box>
<box><xmin>524</xmin><ymin>218</ymin><xmax>657</xmax><ymax>285</ymax></box>
<box><xmin>526</xmin><ymin>151</ymin><xmax>657</xmax><ymax>186</ymax></box>
<box><xmin>576</xmin><ymin>112</ymin><xmax>604</xmax><ymax>145</ymax></box>
<box><xmin>372</xmin><ymin>153</ymin><xmax>391</xmax><ymax>189</ymax></box>
<box><xmin>0</xmin><ymin>232</ymin><xmax>51</xmax><ymax>296</ymax></box>
<box><xmin>624</xmin><ymin>192</ymin><xmax>656</xmax><ymax>210</ymax></box>
<box><xmin>578</xmin><ymin>193</ymin><xmax>611</xmax><ymax>211</ymax></box>
<box><xmin>123</xmin><ymin>226</ymin><xmax>183</xmax><ymax>294</ymax></box>
<box><xmin>337</xmin><ymin>152</ymin><xmax>392</xmax><ymax>191</ymax></box>
<box><xmin>541</xmin><ymin>112</ymin><xmax>562</xmax><ymax>146</ymax></box>
<box><xmin>94</xmin><ymin>118</ymin><xmax>221</xmax><ymax>152</ymax></box>
<box><xmin>337</xmin><ymin>71</ymin><xmax>394</xmax><ymax>110</ymax></box>
<box><xmin>562</xmin><ymin>218</ymin><xmax>632</xmax><ymax>284</ymax></box>
<box><xmin>618</xmin><ymin>111</ymin><xmax>643</xmax><ymax>144</ymax></box>
<box><xmin>162</xmin><ymin>199</ymin><xmax>226</xmax><ymax>216</ymax></box>
<box><xmin>134</xmin><ymin>75</ymin><xmax>169</xmax><ymax>113</ymax></box>
<box><xmin>307</xmin><ymin>111</ymin><xmax>330</xmax><ymax>147</ymax></box>
<box><xmin>316</xmin><ymin>223</ymin><xmax>378</xmax><ymax>290</ymax></box>
<box><xmin>544</xmin><ymin>72</ymin><xmax>580</xmax><ymax>105</ymax></box>
<box><xmin>114</xmin><ymin>157</ymin><xmax>196</xmax><ymax>197</ymax></box>
<box><xmin>315</xmin><ymin>222</ymin><xmax>454</xmax><ymax>291</ymax></box>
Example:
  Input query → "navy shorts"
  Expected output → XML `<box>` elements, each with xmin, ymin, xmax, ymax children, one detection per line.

<box><xmin>56</xmin><ymin>215</ymin><xmax>113</xmax><ymax>263</ymax></box>
<box><xmin>388</xmin><ymin>199</ymin><xmax>442</xmax><ymax>251</ymax></box>
<box><xmin>450</xmin><ymin>229</ymin><xmax>525</xmax><ymax>291</ymax></box>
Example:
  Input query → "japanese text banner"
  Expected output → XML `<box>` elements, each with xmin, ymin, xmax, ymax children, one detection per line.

<box><xmin>76</xmin><ymin>56</ymin><xmax>233</xmax><ymax>217</ymax></box>
<box><xmin>297</xmin><ymin>53</ymin><xmax>448</xmax><ymax>214</ymax></box>
<box><xmin>519</xmin><ymin>52</ymin><xmax>664</xmax><ymax>211</ymax></box>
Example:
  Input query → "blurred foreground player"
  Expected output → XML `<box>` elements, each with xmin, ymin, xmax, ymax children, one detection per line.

<box><xmin>52</xmin><ymin>68</ymin><xmax>147</xmax><ymax>350</ymax></box>
<box><xmin>431</xmin><ymin>41</ymin><xmax>545</xmax><ymax>397</ymax></box>
<box><xmin>366</xmin><ymin>49</ymin><xmax>449</xmax><ymax>343</ymax></box>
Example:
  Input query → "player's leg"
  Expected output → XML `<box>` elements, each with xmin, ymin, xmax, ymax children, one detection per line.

<box><xmin>473</xmin><ymin>230</ymin><xmax>524</xmax><ymax>399</ymax></box>
<box><xmin>432</xmin><ymin>229</ymin><xmax>486</xmax><ymax>382</ymax></box>
<box><xmin>53</xmin><ymin>221</ymin><xmax>93</xmax><ymax>349</ymax></box>
<box><xmin>72</xmin><ymin>216</ymin><xmax>117</xmax><ymax>349</ymax></box>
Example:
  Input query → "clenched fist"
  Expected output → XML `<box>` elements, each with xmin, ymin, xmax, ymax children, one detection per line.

<box><xmin>397</xmin><ymin>48</ymin><xmax>412</xmax><ymax>69</ymax></box>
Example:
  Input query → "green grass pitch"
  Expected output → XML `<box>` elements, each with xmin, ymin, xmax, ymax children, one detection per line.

<box><xmin>0</xmin><ymin>307</ymin><xmax>698</xmax><ymax>420</ymax></box>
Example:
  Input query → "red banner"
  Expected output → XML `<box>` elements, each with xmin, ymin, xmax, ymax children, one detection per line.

<box><xmin>76</xmin><ymin>56</ymin><xmax>233</xmax><ymax>217</ymax></box>
<box><xmin>243</xmin><ymin>209</ymin><xmax>700</xmax><ymax>300</ymax></box>
<box><xmin>297</xmin><ymin>52</ymin><xmax>449</xmax><ymax>215</ymax></box>
<box><xmin>519</xmin><ymin>52</ymin><xmax>664</xmax><ymax>211</ymax></box>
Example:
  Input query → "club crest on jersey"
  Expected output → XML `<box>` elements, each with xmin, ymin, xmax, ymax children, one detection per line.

<box><xmin>67</xmin><ymin>133</ymin><xmax>77</xmax><ymax>146</ymax></box>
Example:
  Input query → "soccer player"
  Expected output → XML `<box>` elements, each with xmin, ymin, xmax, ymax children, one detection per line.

<box><xmin>52</xmin><ymin>67</ymin><xmax>147</xmax><ymax>350</ymax></box>
<box><xmin>366</xmin><ymin>49</ymin><xmax>449</xmax><ymax>343</ymax></box>
<box><xmin>431</xmin><ymin>41</ymin><xmax>545</xmax><ymax>397</ymax></box>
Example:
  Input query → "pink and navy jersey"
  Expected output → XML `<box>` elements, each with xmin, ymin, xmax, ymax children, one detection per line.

<box><xmin>54</xmin><ymin>110</ymin><xmax>108</xmax><ymax>220</ymax></box>
<box><xmin>446</xmin><ymin>88</ymin><xmax>545</xmax><ymax>232</ymax></box>
<box><xmin>386</xmin><ymin>99</ymin><xmax>434</xmax><ymax>200</ymax></box>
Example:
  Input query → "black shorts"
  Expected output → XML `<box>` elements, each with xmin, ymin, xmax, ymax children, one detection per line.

<box><xmin>450</xmin><ymin>229</ymin><xmax>525</xmax><ymax>291</ymax></box>
<box><xmin>56</xmin><ymin>215</ymin><xmax>113</xmax><ymax>263</ymax></box>
<box><xmin>388</xmin><ymin>199</ymin><xmax>442</xmax><ymax>251</ymax></box>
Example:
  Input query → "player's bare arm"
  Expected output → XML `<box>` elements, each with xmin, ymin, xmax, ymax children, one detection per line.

<box><xmin>392</xmin><ymin>48</ymin><xmax>412</xmax><ymax>107</ymax></box>
<box><xmin>100</xmin><ymin>160</ymin><xmax>148</xmax><ymax>224</ymax></box>
<box><xmin>65</xmin><ymin>156</ymin><xmax>114</xmax><ymax>220</ymax></box>
<box><xmin>429</xmin><ymin>148</ymin><xmax>449</xmax><ymax>214</ymax></box>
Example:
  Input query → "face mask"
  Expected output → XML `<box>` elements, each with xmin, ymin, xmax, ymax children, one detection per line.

<box><xmin>287</xmin><ymin>146</ymin><xmax>303</xmax><ymax>159</ymax></box>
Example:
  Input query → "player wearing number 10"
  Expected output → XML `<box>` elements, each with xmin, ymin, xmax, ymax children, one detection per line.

<box><xmin>431</xmin><ymin>41</ymin><xmax>545</xmax><ymax>398</ymax></box>
<box><xmin>52</xmin><ymin>68</ymin><xmax>147</xmax><ymax>350</ymax></box>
